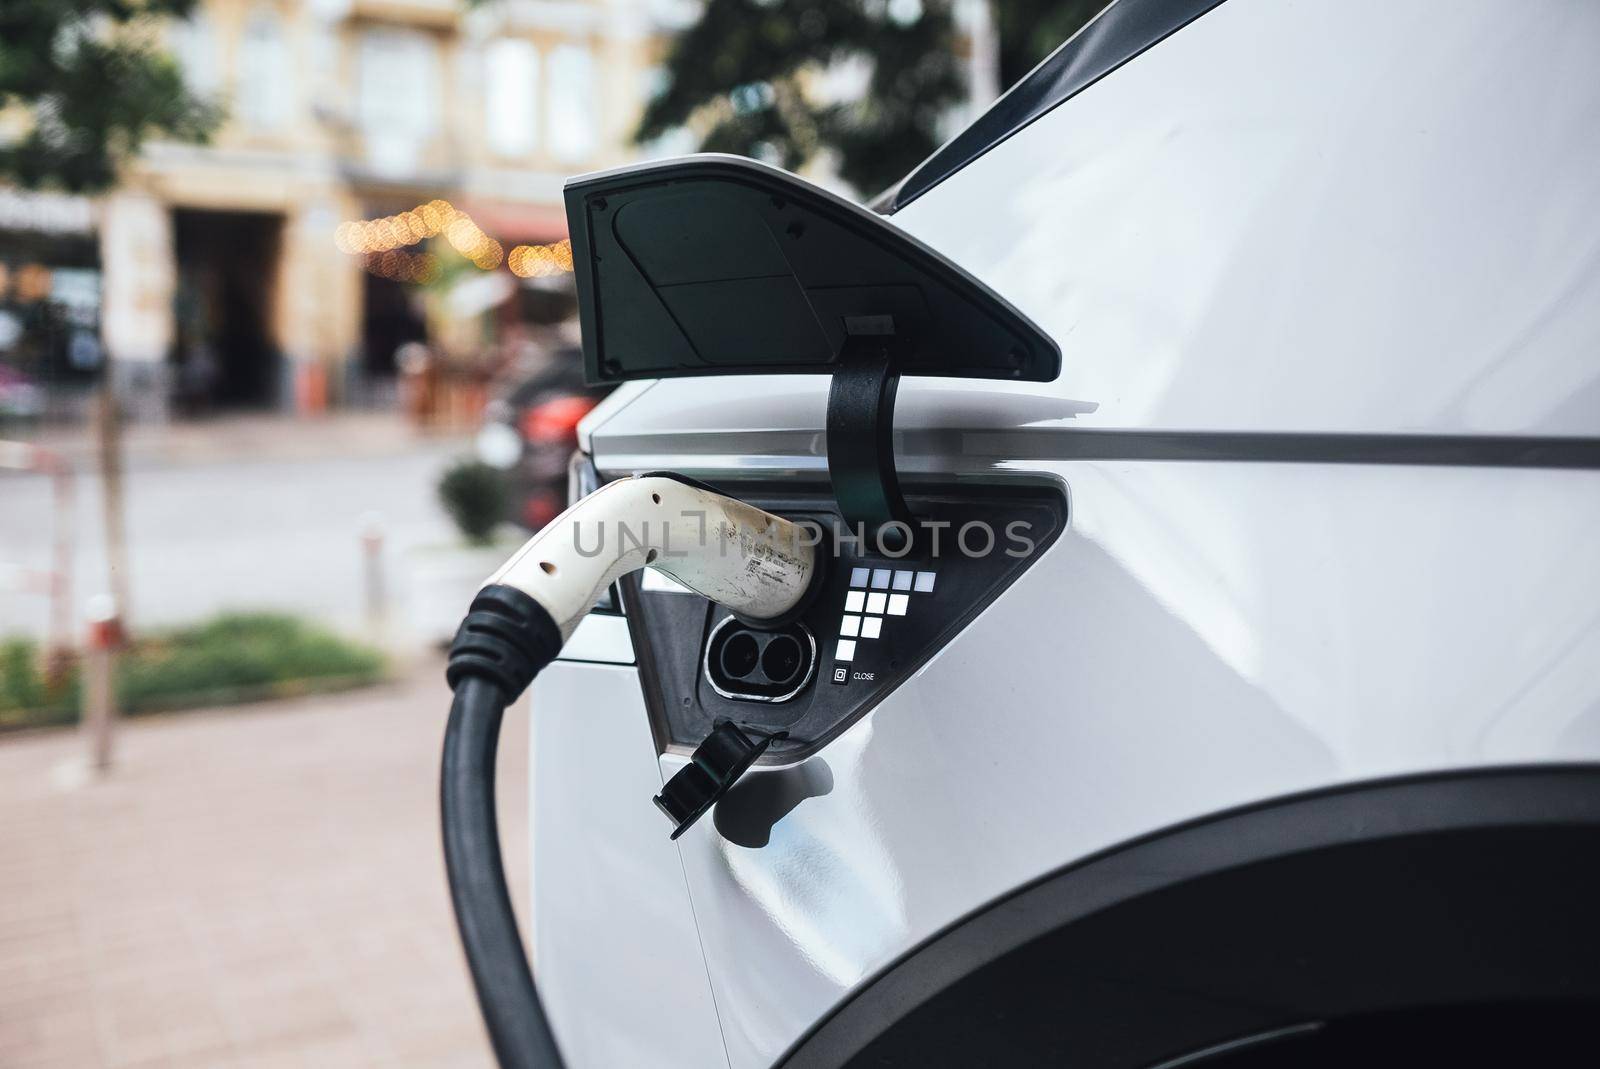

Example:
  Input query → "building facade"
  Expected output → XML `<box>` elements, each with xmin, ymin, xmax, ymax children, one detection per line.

<box><xmin>1</xmin><ymin>0</ymin><xmax>986</xmax><ymax>421</ymax></box>
<box><xmin>96</xmin><ymin>0</ymin><xmax>679</xmax><ymax>416</ymax></box>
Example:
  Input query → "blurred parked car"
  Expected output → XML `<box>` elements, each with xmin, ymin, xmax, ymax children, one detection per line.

<box><xmin>475</xmin><ymin>348</ymin><xmax>613</xmax><ymax>530</ymax></box>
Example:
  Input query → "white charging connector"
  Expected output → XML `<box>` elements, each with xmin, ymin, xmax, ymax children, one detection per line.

<box><xmin>442</xmin><ymin>473</ymin><xmax>821</xmax><ymax>1069</ymax></box>
<box><xmin>485</xmin><ymin>473</ymin><xmax>818</xmax><ymax>638</ymax></box>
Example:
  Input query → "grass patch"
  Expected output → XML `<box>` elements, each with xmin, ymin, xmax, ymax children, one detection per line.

<box><xmin>0</xmin><ymin>613</ymin><xmax>386</xmax><ymax>733</ymax></box>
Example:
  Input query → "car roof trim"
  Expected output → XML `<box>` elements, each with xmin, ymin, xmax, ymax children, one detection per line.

<box><xmin>887</xmin><ymin>0</ymin><xmax>1231</xmax><ymax>212</ymax></box>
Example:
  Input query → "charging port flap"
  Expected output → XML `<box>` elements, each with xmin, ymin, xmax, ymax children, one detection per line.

<box><xmin>564</xmin><ymin>154</ymin><xmax>1059</xmax><ymax>386</ymax></box>
<box><xmin>564</xmin><ymin>154</ymin><xmax>1062</xmax><ymax>545</ymax></box>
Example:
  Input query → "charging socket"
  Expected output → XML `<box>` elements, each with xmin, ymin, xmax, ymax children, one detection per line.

<box><xmin>704</xmin><ymin>616</ymin><xmax>818</xmax><ymax>702</ymax></box>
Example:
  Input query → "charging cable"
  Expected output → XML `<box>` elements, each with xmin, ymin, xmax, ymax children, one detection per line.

<box><xmin>441</xmin><ymin>474</ymin><xmax>819</xmax><ymax>1069</ymax></box>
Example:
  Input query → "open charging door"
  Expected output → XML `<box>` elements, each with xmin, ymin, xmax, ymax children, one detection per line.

<box><xmin>443</xmin><ymin>157</ymin><xmax>1064</xmax><ymax>1069</ymax></box>
<box><xmin>563</xmin><ymin>154</ymin><xmax>1061</xmax><ymax>544</ymax></box>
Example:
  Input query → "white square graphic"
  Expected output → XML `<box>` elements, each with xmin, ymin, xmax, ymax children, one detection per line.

<box><xmin>840</xmin><ymin>615</ymin><xmax>861</xmax><ymax>637</ymax></box>
<box><xmin>860</xmin><ymin>616</ymin><xmax>883</xmax><ymax>639</ymax></box>
<box><xmin>850</xmin><ymin>566</ymin><xmax>870</xmax><ymax>588</ymax></box>
<box><xmin>844</xmin><ymin>590</ymin><xmax>865</xmax><ymax>613</ymax></box>
<box><xmin>870</xmin><ymin>568</ymin><xmax>892</xmax><ymax>589</ymax></box>
<box><xmin>836</xmin><ymin>639</ymin><xmax>857</xmax><ymax>662</ymax></box>
<box><xmin>892</xmin><ymin>570</ymin><xmax>915</xmax><ymax>591</ymax></box>
<box><xmin>914</xmin><ymin>571</ymin><xmax>937</xmax><ymax>593</ymax></box>
<box><xmin>887</xmin><ymin>594</ymin><xmax>909</xmax><ymax>616</ymax></box>
<box><xmin>865</xmin><ymin>592</ymin><xmax>887</xmax><ymax>615</ymax></box>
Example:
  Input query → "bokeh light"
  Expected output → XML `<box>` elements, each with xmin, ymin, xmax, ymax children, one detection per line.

<box><xmin>335</xmin><ymin>199</ymin><xmax>530</xmax><ymax>280</ymax></box>
<box><xmin>507</xmin><ymin>238</ymin><xmax>574</xmax><ymax>279</ymax></box>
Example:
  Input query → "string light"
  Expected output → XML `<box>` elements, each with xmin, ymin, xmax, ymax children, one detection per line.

<box><xmin>336</xmin><ymin>200</ymin><xmax>568</xmax><ymax>282</ymax></box>
<box><xmin>508</xmin><ymin>238</ymin><xmax>574</xmax><ymax>278</ymax></box>
<box><xmin>335</xmin><ymin>199</ymin><xmax>460</xmax><ymax>256</ymax></box>
<box><xmin>364</xmin><ymin>249</ymin><xmax>441</xmax><ymax>285</ymax></box>
<box><xmin>444</xmin><ymin>215</ymin><xmax>504</xmax><ymax>269</ymax></box>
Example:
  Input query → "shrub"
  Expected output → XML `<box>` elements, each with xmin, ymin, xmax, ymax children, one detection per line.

<box><xmin>115</xmin><ymin>613</ymin><xmax>384</xmax><ymax>712</ymax></box>
<box><xmin>0</xmin><ymin>638</ymin><xmax>67</xmax><ymax>722</ymax></box>
<box><xmin>437</xmin><ymin>458</ymin><xmax>508</xmax><ymax>545</ymax></box>
<box><xmin>0</xmin><ymin>613</ymin><xmax>386</xmax><ymax>732</ymax></box>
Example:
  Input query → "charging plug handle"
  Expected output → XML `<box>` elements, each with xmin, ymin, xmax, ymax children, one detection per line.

<box><xmin>441</xmin><ymin>476</ymin><xmax>817</xmax><ymax>1069</ymax></box>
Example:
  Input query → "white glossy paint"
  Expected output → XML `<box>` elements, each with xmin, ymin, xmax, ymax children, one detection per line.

<box><xmin>556</xmin><ymin>612</ymin><xmax>634</xmax><ymax>664</ymax></box>
<box><xmin>531</xmin><ymin>0</ymin><xmax>1600</xmax><ymax>1064</ymax></box>
<box><xmin>577</xmin><ymin>0</ymin><xmax>1600</xmax><ymax>457</ymax></box>
<box><xmin>667</xmin><ymin>460</ymin><xmax>1600</xmax><ymax>1066</ymax></box>
<box><xmin>576</xmin><ymin>379</ymin><xmax>655</xmax><ymax>454</ymax></box>
<box><xmin>894</xmin><ymin>0</ymin><xmax>1600</xmax><ymax>439</ymax></box>
<box><xmin>528</xmin><ymin>664</ymin><xmax>728</xmax><ymax>1068</ymax></box>
<box><xmin>537</xmin><ymin>457</ymin><xmax>1600</xmax><ymax>1067</ymax></box>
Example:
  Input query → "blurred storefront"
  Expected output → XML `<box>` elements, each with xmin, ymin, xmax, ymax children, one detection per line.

<box><xmin>3</xmin><ymin>0</ymin><xmax>676</xmax><ymax>423</ymax></box>
<box><xmin>0</xmin><ymin>190</ymin><xmax>105</xmax><ymax>424</ymax></box>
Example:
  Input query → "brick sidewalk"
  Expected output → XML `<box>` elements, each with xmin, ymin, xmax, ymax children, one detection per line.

<box><xmin>0</xmin><ymin>663</ymin><xmax>527</xmax><ymax>1068</ymax></box>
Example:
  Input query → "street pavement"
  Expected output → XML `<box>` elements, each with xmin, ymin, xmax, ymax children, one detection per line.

<box><xmin>0</xmin><ymin>413</ymin><xmax>470</xmax><ymax>639</ymax></box>
<box><xmin>0</xmin><ymin>657</ymin><xmax>529</xmax><ymax>1068</ymax></box>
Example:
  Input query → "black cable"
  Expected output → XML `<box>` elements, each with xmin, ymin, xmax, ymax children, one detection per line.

<box><xmin>442</xmin><ymin>587</ymin><xmax>567</xmax><ymax>1069</ymax></box>
<box><xmin>442</xmin><ymin>676</ymin><xmax>560</xmax><ymax>1069</ymax></box>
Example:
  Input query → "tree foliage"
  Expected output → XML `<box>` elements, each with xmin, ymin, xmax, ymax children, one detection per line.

<box><xmin>0</xmin><ymin>0</ymin><xmax>220</xmax><ymax>193</ymax></box>
<box><xmin>437</xmin><ymin>458</ymin><xmax>509</xmax><ymax>545</ymax></box>
<box><xmin>637</xmin><ymin>0</ymin><xmax>967</xmax><ymax>197</ymax></box>
<box><xmin>638</xmin><ymin>0</ymin><xmax>1109</xmax><ymax>198</ymax></box>
<box><xmin>992</xmin><ymin>0</ymin><xmax>1108</xmax><ymax>88</ymax></box>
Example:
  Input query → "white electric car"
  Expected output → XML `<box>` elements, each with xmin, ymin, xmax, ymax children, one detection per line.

<box><xmin>511</xmin><ymin>1</ymin><xmax>1600</xmax><ymax>1065</ymax></box>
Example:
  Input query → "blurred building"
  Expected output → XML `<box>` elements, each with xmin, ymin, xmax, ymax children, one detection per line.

<box><xmin>0</xmin><ymin>190</ymin><xmax>103</xmax><ymax>422</ymax></box>
<box><xmin>2</xmin><ymin>0</ymin><xmax>693</xmax><ymax>422</ymax></box>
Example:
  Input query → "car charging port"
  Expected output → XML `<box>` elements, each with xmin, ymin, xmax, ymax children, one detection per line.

<box><xmin>704</xmin><ymin>616</ymin><xmax>818</xmax><ymax>702</ymax></box>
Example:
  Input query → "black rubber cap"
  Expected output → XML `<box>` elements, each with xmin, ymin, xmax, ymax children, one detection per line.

<box><xmin>654</xmin><ymin>722</ymin><xmax>780</xmax><ymax>839</ymax></box>
<box><xmin>446</xmin><ymin>584</ymin><xmax>564</xmax><ymax>700</ymax></box>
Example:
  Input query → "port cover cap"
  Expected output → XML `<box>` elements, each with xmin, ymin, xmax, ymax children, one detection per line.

<box><xmin>653</xmin><ymin>720</ymin><xmax>779</xmax><ymax>839</ymax></box>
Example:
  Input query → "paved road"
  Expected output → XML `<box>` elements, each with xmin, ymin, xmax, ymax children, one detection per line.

<box><xmin>0</xmin><ymin>417</ymin><xmax>469</xmax><ymax>639</ymax></box>
<box><xmin>0</xmin><ymin>659</ymin><xmax>529</xmax><ymax>1068</ymax></box>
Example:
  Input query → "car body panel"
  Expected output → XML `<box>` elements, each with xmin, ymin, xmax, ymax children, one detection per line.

<box><xmin>527</xmin><ymin>663</ymin><xmax>728</xmax><ymax>1069</ymax></box>
<box><xmin>591</xmin><ymin>0</ymin><xmax>1600</xmax><ymax>451</ymax></box>
<box><xmin>534</xmin><ymin>0</ymin><xmax>1600</xmax><ymax>1064</ymax></box>
<box><xmin>662</xmin><ymin>459</ymin><xmax>1600</xmax><ymax>1067</ymax></box>
<box><xmin>896</xmin><ymin>0</ymin><xmax>1600</xmax><ymax>440</ymax></box>
<box><xmin>534</xmin><ymin>458</ymin><xmax>1600</xmax><ymax>1067</ymax></box>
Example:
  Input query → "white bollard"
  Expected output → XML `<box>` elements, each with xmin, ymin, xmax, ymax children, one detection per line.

<box><xmin>82</xmin><ymin>593</ymin><xmax>122</xmax><ymax>772</ymax></box>
<box><xmin>360</xmin><ymin>511</ymin><xmax>388</xmax><ymax>648</ymax></box>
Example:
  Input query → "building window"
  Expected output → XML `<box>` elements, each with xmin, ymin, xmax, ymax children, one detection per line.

<box><xmin>638</xmin><ymin>68</ymin><xmax>696</xmax><ymax>159</ymax></box>
<box><xmin>485</xmin><ymin>38</ymin><xmax>539</xmax><ymax>158</ymax></box>
<box><xmin>237</xmin><ymin>7</ymin><xmax>292</xmax><ymax>131</ymax></box>
<box><xmin>170</xmin><ymin>13</ymin><xmax>220</xmax><ymax>96</ymax></box>
<box><xmin>357</xmin><ymin>27</ymin><xmax>441</xmax><ymax>177</ymax></box>
<box><xmin>546</xmin><ymin>44</ymin><xmax>596</xmax><ymax>164</ymax></box>
<box><xmin>648</xmin><ymin>0</ymin><xmax>703</xmax><ymax>31</ymax></box>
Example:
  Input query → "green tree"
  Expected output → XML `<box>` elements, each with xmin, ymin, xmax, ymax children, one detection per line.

<box><xmin>0</xmin><ymin>0</ymin><xmax>220</xmax><ymax>193</ymax></box>
<box><xmin>992</xmin><ymin>0</ymin><xmax>1108</xmax><ymax>88</ymax></box>
<box><xmin>636</xmin><ymin>0</ymin><xmax>967</xmax><ymax>198</ymax></box>
<box><xmin>637</xmin><ymin>0</ymin><xmax>1108</xmax><ymax>199</ymax></box>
